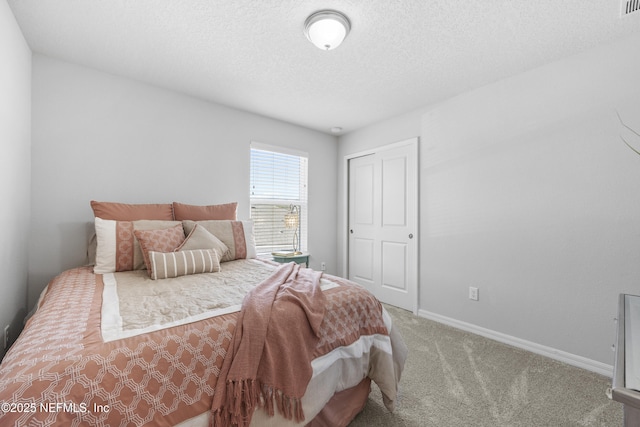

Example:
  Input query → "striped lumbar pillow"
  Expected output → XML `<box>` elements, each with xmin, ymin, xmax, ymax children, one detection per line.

<box><xmin>148</xmin><ymin>249</ymin><xmax>220</xmax><ymax>280</ymax></box>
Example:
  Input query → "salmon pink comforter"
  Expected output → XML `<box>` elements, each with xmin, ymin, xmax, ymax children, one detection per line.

<box><xmin>0</xmin><ymin>259</ymin><xmax>406</xmax><ymax>426</ymax></box>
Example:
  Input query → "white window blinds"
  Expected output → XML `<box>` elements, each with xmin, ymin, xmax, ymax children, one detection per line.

<box><xmin>250</xmin><ymin>143</ymin><xmax>308</xmax><ymax>255</ymax></box>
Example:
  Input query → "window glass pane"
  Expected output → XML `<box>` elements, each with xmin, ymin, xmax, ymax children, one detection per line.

<box><xmin>250</xmin><ymin>145</ymin><xmax>307</xmax><ymax>254</ymax></box>
<box><xmin>251</xmin><ymin>204</ymin><xmax>298</xmax><ymax>254</ymax></box>
<box><xmin>250</xmin><ymin>149</ymin><xmax>302</xmax><ymax>201</ymax></box>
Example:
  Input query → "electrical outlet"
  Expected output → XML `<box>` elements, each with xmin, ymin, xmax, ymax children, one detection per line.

<box><xmin>3</xmin><ymin>324</ymin><xmax>9</xmax><ymax>349</ymax></box>
<box><xmin>469</xmin><ymin>287</ymin><xmax>479</xmax><ymax>301</ymax></box>
<box><xmin>321</xmin><ymin>262</ymin><xmax>326</xmax><ymax>271</ymax></box>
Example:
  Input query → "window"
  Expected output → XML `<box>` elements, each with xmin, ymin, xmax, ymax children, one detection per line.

<box><xmin>250</xmin><ymin>142</ymin><xmax>308</xmax><ymax>255</ymax></box>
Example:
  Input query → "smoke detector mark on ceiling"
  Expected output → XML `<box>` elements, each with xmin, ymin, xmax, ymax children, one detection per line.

<box><xmin>621</xmin><ymin>0</ymin><xmax>640</xmax><ymax>16</ymax></box>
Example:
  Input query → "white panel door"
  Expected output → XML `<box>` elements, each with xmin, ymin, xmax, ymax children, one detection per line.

<box><xmin>348</xmin><ymin>139</ymin><xmax>418</xmax><ymax>312</ymax></box>
<box><xmin>348</xmin><ymin>154</ymin><xmax>377</xmax><ymax>289</ymax></box>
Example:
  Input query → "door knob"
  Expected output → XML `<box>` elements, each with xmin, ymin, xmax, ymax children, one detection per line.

<box><xmin>409</xmin><ymin>233</ymin><xmax>413</xmax><ymax>239</ymax></box>
<box><xmin>350</xmin><ymin>229</ymin><xmax>354</xmax><ymax>234</ymax></box>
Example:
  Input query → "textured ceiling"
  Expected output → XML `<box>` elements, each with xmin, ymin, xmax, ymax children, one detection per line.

<box><xmin>8</xmin><ymin>0</ymin><xmax>640</xmax><ymax>135</ymax></box>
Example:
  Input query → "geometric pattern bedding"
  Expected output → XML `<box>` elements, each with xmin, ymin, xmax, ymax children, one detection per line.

<box><xmin>0</xmin><ymin>260</ymin><xmax>406</xmax><ymax>426</ymax></box>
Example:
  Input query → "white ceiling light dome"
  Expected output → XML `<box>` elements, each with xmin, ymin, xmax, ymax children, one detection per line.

<box><xmin>304</xmin><ymin>10</ymin><xmax>351</xmax><ymax>51</ymax></box>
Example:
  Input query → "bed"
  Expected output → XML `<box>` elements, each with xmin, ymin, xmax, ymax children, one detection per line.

<box><xmin>0</xmin><ymin>201</ymin><xmax>407</xmax><ymax>426</ymax></box>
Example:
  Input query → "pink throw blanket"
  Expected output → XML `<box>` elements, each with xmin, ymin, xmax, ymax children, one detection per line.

<box><xmin>211</xmin><ymin>262</ymin><xmax>326</xmax><ymax>427</ymax></box>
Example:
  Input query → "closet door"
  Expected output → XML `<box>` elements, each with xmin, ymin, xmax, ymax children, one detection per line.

<box><xmin>348</xmin><ymin>153</ymin><xmax>377</xmax><ymax>292</ymax></box>
<box><xmin>348</xmin><ymin>138</ymin><xmax>418</xmax><ymax>312</ymax></box>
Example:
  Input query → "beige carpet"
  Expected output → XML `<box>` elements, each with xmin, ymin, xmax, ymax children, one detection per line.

<box><xmin>350</xmin><ymin>305</ymin><xmax>623</xmax><ymax>427</ymax></box>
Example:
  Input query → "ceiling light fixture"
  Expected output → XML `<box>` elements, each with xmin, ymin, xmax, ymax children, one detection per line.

<box><xmin>304</xmin><ymin>10</ymin><xmax>351</xmax><ymax>51</ymax></box>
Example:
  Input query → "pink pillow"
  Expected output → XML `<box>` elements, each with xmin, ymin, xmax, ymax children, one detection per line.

<box><xmin>133</xmin><ymin>225</ymin><xmax>186</xmax><ymax>271</ymax></box>
<box><xmin>147</xmin><ymin>249</ymin><xmax>221</xmax><ymax>280</ymax></box>
<box><xmin>172</xmin><ymin>202</ymin><xmax>237</xmax><ymax>221</ymax></box>
<box><xmin>93</xmin><ymin>218</ymin><xmax>182</xmax><ymax>273</ymax></box>
<box><xmin>91</xmin><ymin>200</ymin><xmax>173</xmax><ymax>220</ymax></box>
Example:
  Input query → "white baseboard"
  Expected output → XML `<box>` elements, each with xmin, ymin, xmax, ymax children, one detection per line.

<box><xmin>417</xmin><ymin>309</ymin><xmax>613</xmax><ymax>378</ymax></box>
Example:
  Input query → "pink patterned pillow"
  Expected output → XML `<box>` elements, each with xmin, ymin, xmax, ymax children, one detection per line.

<box><xmin>134</xmin><ymin>225</ymin><xmax>186</xmax><ymax>271</ymax></box>
<box><xmin>94</xmin><ymin>218</ymin><xmax>182</xmax><ymax>273</ymax></box>
<box><xmin>147</xmin><ymin>249</ymin><xmax>221</xmax><ymax>280</ymax></box>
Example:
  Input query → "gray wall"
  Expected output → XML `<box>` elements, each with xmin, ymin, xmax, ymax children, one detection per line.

<box><xmin>30</xmin><ymin>54</ymin><xmax>338</xmax><ymax>308</ymax></box>
<box><xmin>0</xmin><ymin>0</ymin><xmax>31</xmax><ymax>359</ymax></box>
<box><xmin>338</xmin><ymin>32</ymin><xmax>640</xmax><ymax>369</ymax></box>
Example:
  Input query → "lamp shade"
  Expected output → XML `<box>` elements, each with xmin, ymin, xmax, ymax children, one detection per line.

<box><xmin>284</xmin><ymin>212</ymin><xmax>299</xmax><ymax>229</ymax></box>
<box><xmin>304</xmin><ymin>10</ymin><xmax>351</xmax><ymax>51</ymax></box>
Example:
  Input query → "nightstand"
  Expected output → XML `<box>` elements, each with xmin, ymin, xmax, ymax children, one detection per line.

<box><xmin>271</xmin><ymin>252</ymin><xmax>310</xmax><ymax>267</ymax></box>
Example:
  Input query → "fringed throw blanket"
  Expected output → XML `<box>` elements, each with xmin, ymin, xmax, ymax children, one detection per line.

<box><xmin>211</xmin><ymin>262</ymin><xmax>326</xmax><ymax>427</ymax></box>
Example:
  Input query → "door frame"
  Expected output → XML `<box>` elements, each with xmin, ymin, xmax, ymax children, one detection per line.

<box><xmin>342</xmin><ymin>137</ymin><xmax>419</xmax><ymax>314</ymax></box>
